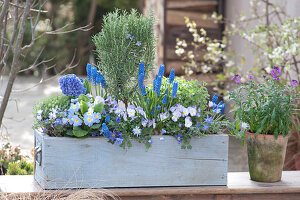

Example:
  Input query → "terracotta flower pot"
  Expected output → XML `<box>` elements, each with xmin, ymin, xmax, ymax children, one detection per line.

<box><xmin>245</xmin><ymin>132</ymin><xmax>288</xmax><ymax>182</ymax></box>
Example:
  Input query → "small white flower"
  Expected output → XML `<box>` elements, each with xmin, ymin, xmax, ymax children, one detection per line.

<box><xmin>49</xmin><ymin>112</ymin><xmax>56</xmax><ymax>120</ymax></box>
<box><xmin>115</xmin><ymin>107</ymin><xmax>123</xmax><ymax>115</ymax></box>
<box><xmin>127</xmin><ymin>109</ymin><xmax>136</xmax><ymax>118</ymax></box>
<box><xmin>213</xmin><ymin>108</ymin><xmax>221</xmax><ymax>113</ymax></box>
<box><xmin>94</xmin><ymin>96</ymin><xmax>105</xmax><ymax>104</ymax></box>
<box><xmin>188</xmin><ymin>107</ymin><xmax>197</xmax><ymax>116</ymax></box>
<box><xmin>182</xmin><ymin>108</ymin><xmax>189</xmax><ymax>117</ymax></box>
<box><xmin>142</xmin><ymin>120</ymin><xmax>148</xmax><ymax>127</ymax></box>
<box><xmin>185</xmin><ymin>117</ymin><xmax>192</xmax><ymax>128</ymax></box>
<box><xmin>133</xmin><ymin>126</ymin><xmax>142</xmax><ymax>136</ymax></box>
<box><xmin>37</xmin><ymin>114</ymin><xmax>42</xmax><ymax>121</ymax></box>
<box><xmin>37</xmin><ymin>110</ymin><xmax>43</xmax><ymax>115</ymax></box>
<box><xmin>208</xmin><ymin>101</ymin><xmax>214</xmax><ymax>108</ymax></box>
<box><xmin>241</xmin><ymin>122</ymin><xmax>249</xmax><ymax>130</ymax></box>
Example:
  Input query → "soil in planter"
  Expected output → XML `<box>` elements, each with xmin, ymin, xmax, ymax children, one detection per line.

<box><xmin>247</xmin><ymin>138</ymin><xmax>286</xmax><ymax>182</ymax></box>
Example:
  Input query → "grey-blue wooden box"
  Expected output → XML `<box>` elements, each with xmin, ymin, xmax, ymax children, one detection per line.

<box><xmin>34</xmin><ymin>130</ymin><xmax>228</xmax><ymax>189</ymax></box>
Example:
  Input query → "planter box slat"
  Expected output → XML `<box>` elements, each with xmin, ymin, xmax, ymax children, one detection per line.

<box><xmin>34</xmin><ymin>130</ymin><xmax>228</xmax><ymax>189</ymax></box>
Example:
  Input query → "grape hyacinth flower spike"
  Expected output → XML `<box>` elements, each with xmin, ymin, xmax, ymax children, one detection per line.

<box><xmin>171</xmin><ymin>82</ymin><xmax>178</xmax><ymax>98</ymax></box>
<box><xmin>91</xmin><ymin>66</ymin><xmax>98</xmax><ymax>86</ymax></box>
<box><xmin>169</xmin><ymin>68</ymin><xmax>175</xmax><ymax>83</ymax></box>
<box><xmin>86</xmin><ymin>64</ymin><xmax>92</xmax><ymax>82</ymax></box>
<box><xmin>158</xmin><ymin>64</ymin><xmax>165</xmax><ymax>77</ymax></box>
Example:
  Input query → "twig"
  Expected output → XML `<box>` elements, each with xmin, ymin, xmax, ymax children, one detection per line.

<box><xmin>12</xmin><ymin>50</ymin><xmax>79</xmax><ymax>93</ymax></box>
<box><xmin>45</xmin><ymin>23</ymin><xmax>92</xmax><ymax>35</ymax></box>
<box><xmin>0</xmin><ymin>0</ymin><xmax>48</xmax><ymax>13</ymax></box>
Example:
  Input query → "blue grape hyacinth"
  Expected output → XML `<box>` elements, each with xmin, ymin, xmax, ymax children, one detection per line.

<box><xmin>59</xmin><ymin>74</ymin><xmax>86</xmax><ymax>97</ymax></box>
<box><xmin>171</xmin><ymin>82</ymin><xmax>178</xmax><ymax>98</ymax></box>
<box><xmin>169</xmin><ymin>68</ymin><xmax>175</xmax><ymax>83</ymax></box>
<box><xmin>91</xmin><ymin>66</ymin><xmax>98</xmax><ymax>85</ymax></box>
<box><xmin>86</xmin><ymin>64</ymin><xmax>92</xmax><ymax>82</ymax></box>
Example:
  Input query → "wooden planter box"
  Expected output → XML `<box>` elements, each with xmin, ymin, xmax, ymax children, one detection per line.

<box><xmin>34</xmin><ymin>130</ymin><xmax>228</xmax><ymax>189</ymax></box>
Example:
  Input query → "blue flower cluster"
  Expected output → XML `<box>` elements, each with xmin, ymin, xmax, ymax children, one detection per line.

<box><xmin>169</xmin><ymin>68</ymin><xmax>175</xmax><ymax>84</ymax></box>
<box><xmin>153</xmin><ymin>65</ymin><xmax>164</xmax><ymax>96</ymax></box>
<box><xmin>86</xmin><ymin>64</ymin><xmax>107</xmax><ymax>88</ymax></box>
<box><xmin>59</xmin><ymin>74</ymin><xmax>86</xmax><ymax>97</ymax></box>
<box><xmin>209</xmin><ymin>94</ymin><xmax>225</xmax><ymax>114</ymax></box>
<box><xmin>138</xmin><ymin>62</ymin><xmax>146</xmax><ymax>95</ymax></box>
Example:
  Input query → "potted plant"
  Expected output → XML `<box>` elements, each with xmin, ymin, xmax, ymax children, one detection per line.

<box><xmin>229</xmin><ymin>67</ymin><xmax>298</xmax><ymax>182</ymax></box>
<box><xmin>32</xmin><ymin>9</ymin><xmax>231</xmax><ymax>189</ymax></box>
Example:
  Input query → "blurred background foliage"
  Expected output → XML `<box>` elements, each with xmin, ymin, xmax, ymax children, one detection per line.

<box><xmin>18</xmin><ymin>0</ymin><xmax>142</xmax><ymax>76</ymax></box>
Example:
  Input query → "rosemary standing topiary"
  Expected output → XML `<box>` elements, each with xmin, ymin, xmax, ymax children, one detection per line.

<box><xmin>92</xmin><ymin>9</ymin><xmax>156</xmax><ymax>107</ymax></box>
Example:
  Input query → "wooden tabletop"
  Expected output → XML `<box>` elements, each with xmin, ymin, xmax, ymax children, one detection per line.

<box><xmin>1</xmin><ymin>171</ymin><xmax>300</xmax><ymax>199</ymax></box>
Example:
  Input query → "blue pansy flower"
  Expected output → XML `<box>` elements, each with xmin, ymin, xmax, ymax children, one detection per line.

<box><xmin>109</xmin><ymin>130</ymin><xmax>116</xmax><ymax>142</ymax></box>
<box><xmin>54</xmin><ymin>119</ymin><xmax>62</xmax><ymax>127</ymax></box>
<box><xmin>94</xmin><ymin>112</ymin><xmax>101</xmax><ymax>123</ymax></box>
<box><xmin>203</xmin><ymin>124</ymin><xmax>209</xmax><ymax>130</ymax></box>
<box><xmin>116</xmin><ymin>117</ymin><xmax>121</xmax><ymax>123</ymax></box>
<box><xmin>115</xmin><ymin>138</ymin><xmax>123</xmax><ymax>145</ymax></box>
<box><xmin>84</xmin><ymin>115</ymin><xmax>94</xmax><ymax>127</ymax></box>
<box><xmin>69</xmin><ymin>102</ymin><xmax>80</xmax><ymax>112</ymax></box>
<box><xmin>73</xmin><ymin>115</ymin><xmax>82</xmax><ymax>127</ymax></box>
<box><xmin>176</xmin><ymin>134</ymin><xmax>182</xmax><ymax>144</ymax></box>
<box><xmin>204</xmin><ymin>115</ymin><xmax>213</xmax><ymax>124</ymax></box>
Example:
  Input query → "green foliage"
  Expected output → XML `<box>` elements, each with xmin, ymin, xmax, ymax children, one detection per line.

<box><xmin>93</xmin><ymin>9</ymin><xmax>156</xmax><ymax>106</ymax></box>
<box><xmin>6</xmin><ymin>160</ymin><xmax>34</xmax><ymax>175</ymax></box>
<box><xmin>33</xmin><ymin>94</ymin><xmax>71</xmax><ymax>120</ymax></box>
<box><xmin>33</xmin><ymin>94</ymin><xmax>72</xmax><ymax>136</ymax></box>
<box><xmin>229</xmin><ymin>76</ymin><xmax>297</xmax><ymax>138</ymax></box>
<box><xmin>0</xmin><ymin>139</ymin><xmax>22</xmax><ymax>175</ymax></box>
<box><xmin>176</xmin><ymin>77</ymin><xmax>209</xmax><ymax>109</ymax></box>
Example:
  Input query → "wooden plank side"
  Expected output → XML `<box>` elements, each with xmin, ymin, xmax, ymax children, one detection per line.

<box><xmin>35</xmin><ymin>131</ymin><xmax>228</xmax><ymax>189</ymax></box>
<box><xmin>167</xmin><ymin>0</ymin><xmax>218</xmax><ymax>12</ymax></box>
<box><xmin>34</xmin><ymin>130</ymin><xmax>45</xmax><ymax>189</ymax></box>
<box><xmin>166</xmin><ymin>10</ymin><xmax>218</xmax><ymax>29</ymax></box>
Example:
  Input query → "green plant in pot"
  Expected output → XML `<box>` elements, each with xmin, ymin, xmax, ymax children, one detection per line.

<box><xmin>229</xmin><ymin>67</ymin><xmax>298</xmax><ymax>182</ymax></box>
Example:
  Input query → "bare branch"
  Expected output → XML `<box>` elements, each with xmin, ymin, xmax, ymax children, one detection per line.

<box><xmin>12</xmin><ymin>50</ymin><xmax>79</xmax><ymax>93</ymax></box>
<box><xmin>0</xmin><ymin>0</ymin><xmax>9</xmax><ymax>34</ymax></box>
<box><xmin>0</xmin><ymin>0</ymin><xmax>48</xmax><ymax>13</ymax></box>
<box><xmin>0</xmin><ymin>0</ymin><xmax>20</xmax><ymax>72</ymax></box>
<box><xmin>45</xmin><ymin>23</ymin><xmax>92</xmax><ymax>35</ymax></box>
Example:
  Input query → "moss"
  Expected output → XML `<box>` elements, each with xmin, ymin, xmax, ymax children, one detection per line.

<box><xmin>247</xmin><ymin>138</ymin><xmax>284</xmax><ymax>182</ymax></box>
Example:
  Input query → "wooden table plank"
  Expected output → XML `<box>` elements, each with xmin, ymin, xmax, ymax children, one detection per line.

<box><xmin>1</xmin><ymin>171</ymin><xmax>300</xmax><ymax>197</ymax></box>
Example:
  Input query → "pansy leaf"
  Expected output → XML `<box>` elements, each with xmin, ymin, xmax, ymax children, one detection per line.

<box><xmin>142</xmin><ymin>127</ymin><xmax>153</xmax><ymax>135</ymax></box>
<box><xmin>78</xmin><ymin>94</ymin><xmax>90</xmax><ymax>103</ymax></box>
<box><xmin>80</xmin><ymin>101</ymin><xmax>89</xmax><ymax>115</ymax></box>
<box><xmin>73</xmin><ymin>126</ymin><xmax>89</xmax><ymax>137</ymax></box>
<box><xmin>91</xmin><ymin>124</ymin><xmax>101</xmax><ymax>129</ymax></box>
<box><xmin>66</xmin><ymin>129</ymin><xmax>74</xmax><ymax>136</ymax></box>
<box><xmin>94</xmin><ymin>103</ymin><xmax>104</xmax><ymax>114</ymax></box>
